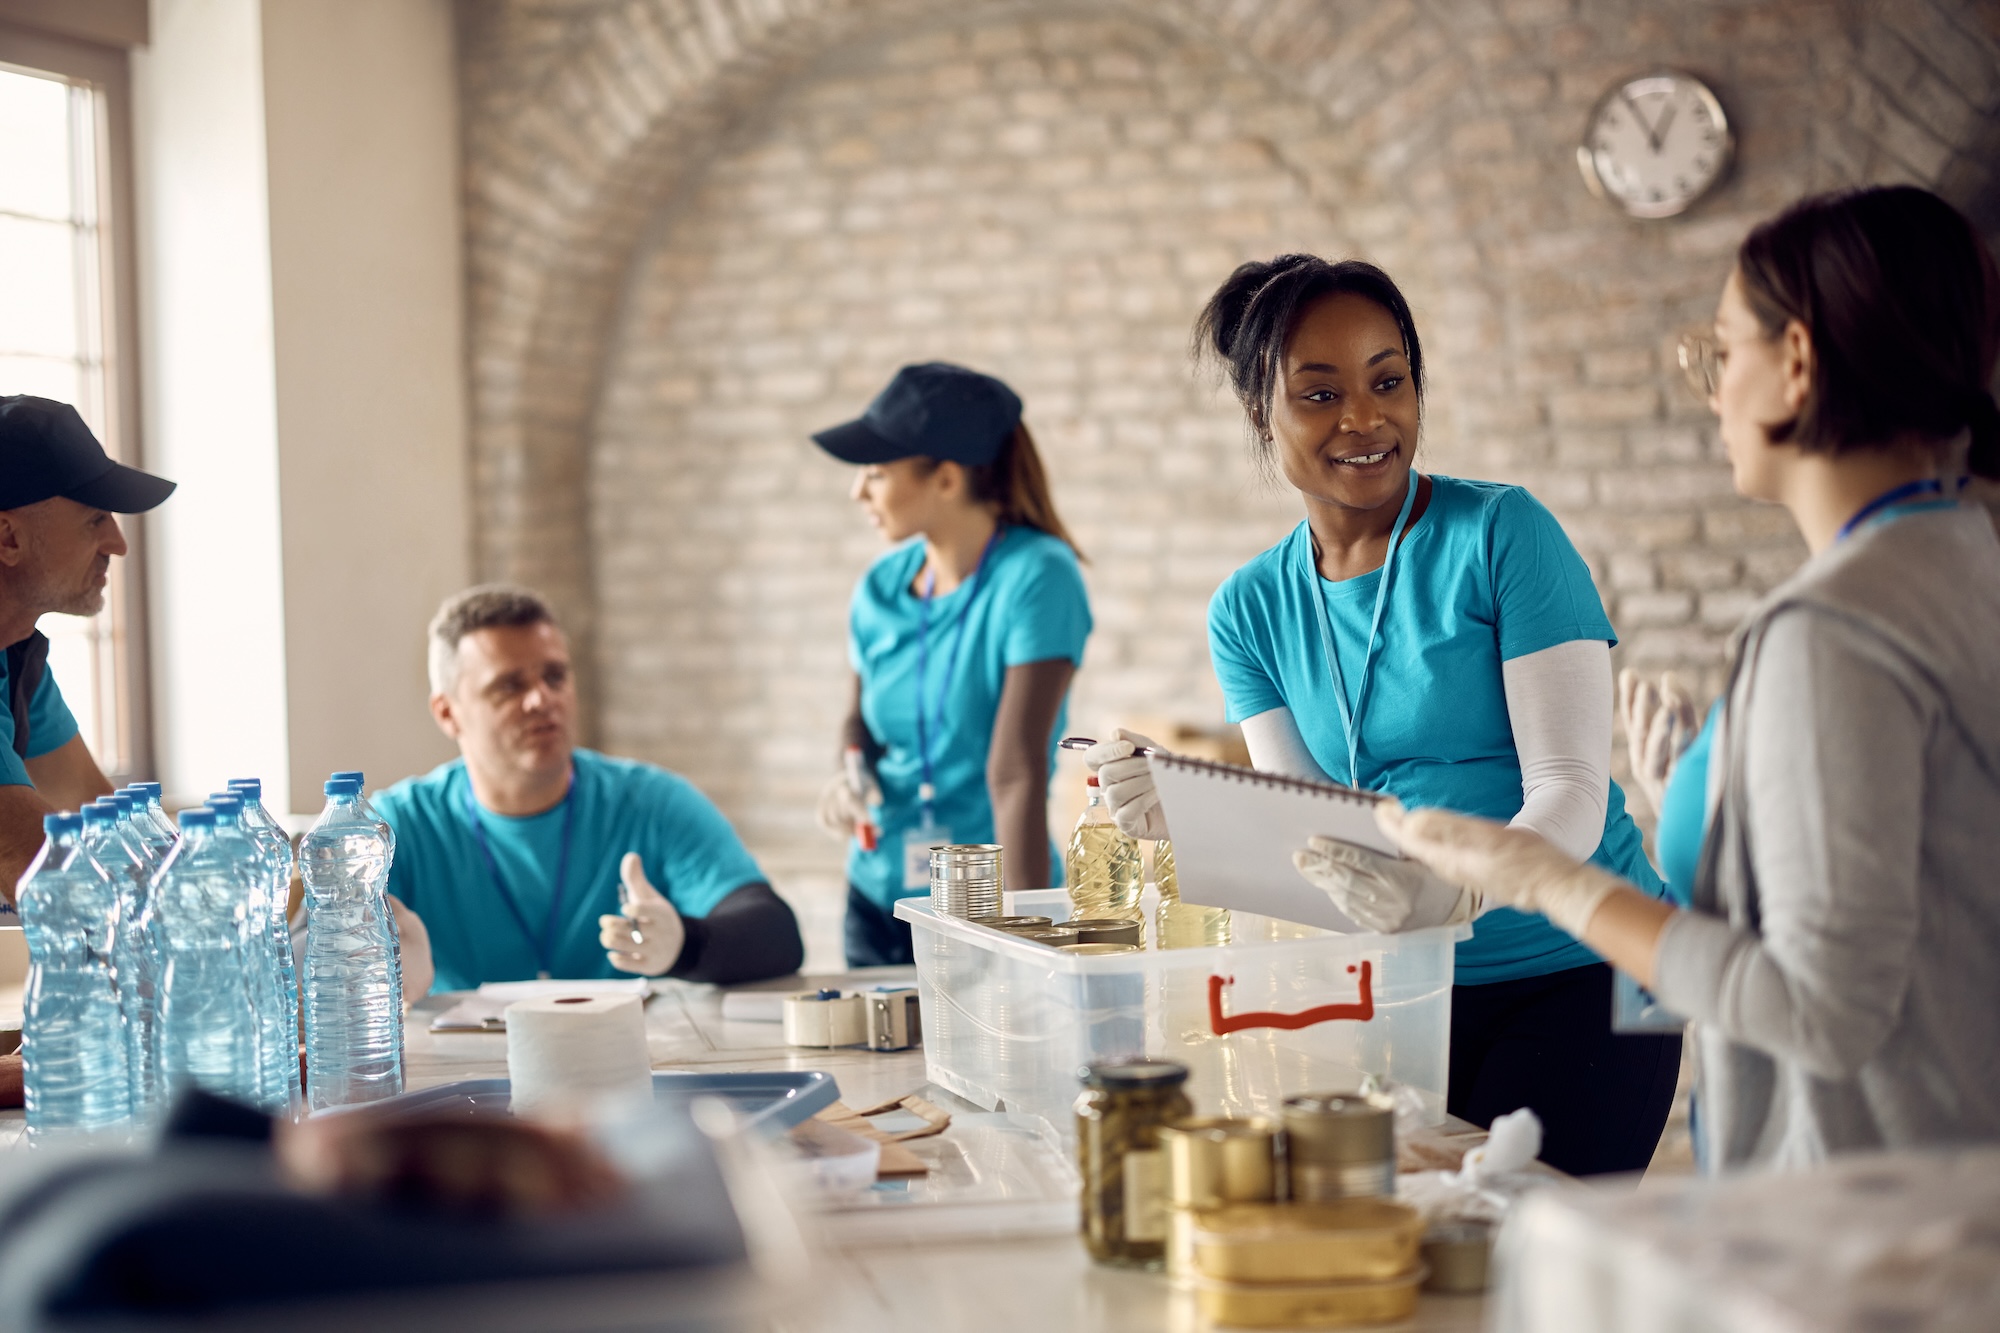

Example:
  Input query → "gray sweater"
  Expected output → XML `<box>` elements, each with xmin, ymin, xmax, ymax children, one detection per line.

<box><xmin>1653</xmin><ymin>503</ymin><xmax>2000</xmax><ymax>1171</ymax></box>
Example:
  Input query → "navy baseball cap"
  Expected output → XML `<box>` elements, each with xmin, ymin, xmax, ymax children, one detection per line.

<box><xmin>0</xmin><ymin>396</ymin><xmax>176</xmax><ymax>513</ymax></box>
<box><xmin>811</xmin><ymin>362</ymin><xmax>1022</xmax><ymax>467</ymax></box>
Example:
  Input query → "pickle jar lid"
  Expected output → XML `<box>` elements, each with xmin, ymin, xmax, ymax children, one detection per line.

<box><xmin>1080</xmin><ymin>1058</ymin><xmax>1189</xmax><ymax>1090</ymax></box>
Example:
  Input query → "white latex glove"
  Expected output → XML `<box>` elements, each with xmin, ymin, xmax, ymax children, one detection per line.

<box><xmin>814</xmin><ymin>769</ymin><xmax>881</xmax><ymax>842</ymax></box>
<box><xmin>1375</xmin><ymin>801</ymin><xmax>1622</xmax><ymax>938</ymax></box>
<box><xmin>1291</xmin><ymin>835</ymin><xmax>1481</xmax><ymax>932</ymax></box>
<box><xmin>599</xmin><ymin>852</ymin><xmax>686</xmax><ymax>976</ymax></box>
<box><xmin>1081</xmin><ymin>728</ymin><xmax>1170</xmax><ymax>840</ymax></box>
<box><xmin>1617</xmin><ymin>668</ymin><xmax>1698</xmax><ymax>816</ymax></box>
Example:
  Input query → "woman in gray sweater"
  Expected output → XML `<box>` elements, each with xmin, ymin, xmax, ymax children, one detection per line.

<box><xmin>1357</xmin><ymin>185</ymin><xmax>2000</xmax><ymax>1172</ymax></box>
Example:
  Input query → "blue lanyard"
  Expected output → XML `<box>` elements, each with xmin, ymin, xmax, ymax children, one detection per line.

<box><xmin>1835</xmin><ymin>478</ymin><xmax>1950</xmax><ymax>543</ymax></box>
<box><xmin>461</xmin><ymin>770</ymin><xmax>575</xmax><ymax>979</ymax></box>
<box><xmin>1303</xmin><ymin>475</ymin><xmax>1422</xmax><ymax>787</ymax></box>
<box><xmin>913</xmin><ymin>525</ymin><xmax>1003</xmax><ymax>818</ymax></box>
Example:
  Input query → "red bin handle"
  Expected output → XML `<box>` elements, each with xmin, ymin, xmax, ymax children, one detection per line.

<box><xmin>1208</xmin><ymin>962</ymin><xmax>1374</xmax><ymax>1035</ymax></box>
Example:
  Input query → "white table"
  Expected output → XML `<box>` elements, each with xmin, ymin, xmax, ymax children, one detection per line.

<box><xmin>411</xmin><ymin>970</ymin><xmax>1487</xmax><ymax>1333</ymax></box>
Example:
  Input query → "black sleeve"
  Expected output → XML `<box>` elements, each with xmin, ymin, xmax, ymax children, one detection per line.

<box><xmin>667</xmin><ymin>883</ymin><xmax>804</xmax><ymax>985</ymax></box>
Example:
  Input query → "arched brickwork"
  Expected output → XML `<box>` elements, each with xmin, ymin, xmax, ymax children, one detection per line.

<box><xmin>459</xmin><ymin>0</ymin><xmax>2000</xmax><ymax>866</ymax></box>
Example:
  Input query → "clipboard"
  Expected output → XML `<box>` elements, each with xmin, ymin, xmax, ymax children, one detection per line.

<box><xmin>1150</xmin><ymin>752</ymin><xmax>1395</xmax><ymax>932</ymax></box>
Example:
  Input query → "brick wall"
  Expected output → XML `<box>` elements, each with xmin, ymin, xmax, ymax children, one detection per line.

<box><xmin>459</xmin><ymin>0</ymin><xmax>2000</xmax><ymax>878</ymax></box>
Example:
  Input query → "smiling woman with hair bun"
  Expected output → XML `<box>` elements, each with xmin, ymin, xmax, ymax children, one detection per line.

<box><xmin>1084</xmin><ymin>257</ymin><xmax>1676</xmax><ymax>1177</ymax></box>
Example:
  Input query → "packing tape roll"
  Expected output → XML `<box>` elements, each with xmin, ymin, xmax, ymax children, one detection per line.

<box><xmin>505</xmin><ymin>992</ymin><xmax>653</xmax><ymax>1120</ymax></box>
<box><xmin>783</xmin><ymin>990</ymin><xmax>868</xmax><ymax>1047</ymax></box>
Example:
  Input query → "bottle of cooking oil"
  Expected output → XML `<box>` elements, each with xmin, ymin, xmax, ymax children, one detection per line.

<box><xmin>1066</xmin><ymin>776</ymin><xmax>1143</xmax><ymax>925</ymax></box>
<box><xmin>1153</xmin><ymin>839</ymin><xmax>1230</xmax><ymax>948</ymax></box>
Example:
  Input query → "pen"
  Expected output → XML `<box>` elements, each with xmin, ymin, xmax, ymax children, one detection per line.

<box><xmin>1058</xmin><ymin>735</ymin><xmax>1164</xmax><ymax>757</ymax></box>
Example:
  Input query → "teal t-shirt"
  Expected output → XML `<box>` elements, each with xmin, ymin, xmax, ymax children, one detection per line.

<box><xmin>1654</xmin><ymin>701</ymin><xmax>1720</xmax><ymax>908</ymax></box>
<box><xmin>1207</xmin><ymin>475</ymin><xmax>1665</xmax><ymax>985</ymax></box>
<box><xmin>374</xmin><ymin>749</ymin><xmax>767</xmax><ymax>993</ymax></box>
<box><xmin>846</xmin><ymin>524</ymin><xmax>1093</xmax><ymax>908</ymax></box>
<box><xmin>0</xmin><ymin>637</ymin><xmax>81</xmax><ymax>787</ymax></box>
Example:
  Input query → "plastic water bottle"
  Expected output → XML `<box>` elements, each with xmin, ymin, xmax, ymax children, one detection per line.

<box><xmin>20</xmin><ymin>813</ymin><xmax>133</xmax><ymax>1139</ymax></box>
<box><xmin>205</xmin><ymin>793</ymin><xmax>292</xmax><ymax>1114</ymax></box>
<box><xmin>81</xmin><ymin>799</ymin><xmax>163</xmax><ymax>1120</ymax></box>
<box><xmin>153</xmin><ymin>808</ymin><xmax>264</xmax><ymax>1107</ymax></box>
<box><xmin>301</xmin><ymin>775</ymin><xmax>404</xmax><ymax>1109</ymax></box>
<box><xmin>326</xmin><ymin>770</ymin><xmax>406</xmax><ymax>1013</ymax></box>
<box><xmin>227</xmin><ymin>777</ymin><xmax>301</xmax><ymax>1113</ymax></box>
<box><xmin>121</xmin><ymin>782</ymin><xmax>179</xmax><ymax>858</ymax></box>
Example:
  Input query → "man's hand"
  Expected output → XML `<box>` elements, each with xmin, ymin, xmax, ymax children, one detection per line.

<box><xmin>598</xmin><ymin>853</ymin><xmax>686</xmax><ymax>976</ymax></box>
<box><xmin>388</xmin><ymin>896</ymin><xmax>434</xmax><ymax>1007</ymax></box>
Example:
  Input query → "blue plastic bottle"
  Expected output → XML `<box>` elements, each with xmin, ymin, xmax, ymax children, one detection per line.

<box><xmin>301</xmin><ymin>776</ymin><xmax>404</xmax><ymax>1109</ymax></box>
<box><xmin>20</xmin><ymin>813</ymin><xmax>133</xmax><ymax>1139</ymax></box>
<box><xmin>121</xmin><ymin>782</ymin><xmax>179</xmax><ymax>858</ymax></box>
<box><xmin>330</xmin><ymin>771</ymin><xmax>397</xmax><ymax>860</ymax></box>
<box><xmin>81</xmin><ymin>799</ymin><xmax>162</xmax><ymax>1121</ymax></box>
<box><xmin>153</xmin><ymin>808</ymin><xmax>263</xmax><ymax>1107</ymax></box>
<box><xmin>226</xmin><ymin>777</ymin><xmax>301</xmax><ymax>1114</ymax></box>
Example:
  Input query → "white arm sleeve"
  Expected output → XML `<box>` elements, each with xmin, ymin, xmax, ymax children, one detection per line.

<box><xmin>1501</xmin><ymin>639</ymin><xmax>1612</xmax><ymax>862</ymax></box>
<box><xmin>1240</xmin><ymin>707</ymin><xmax>1336</xmax><ymax>782</ymax></box>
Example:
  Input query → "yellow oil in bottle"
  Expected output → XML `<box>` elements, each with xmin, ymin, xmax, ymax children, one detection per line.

<box><xmin>1066</xmin><ymin>776</ymin><xmax>1144</xmax><ymax>927</ymax></box>
<box><xmin>1153</xmin><ymin>839</ymin><xmax>1230</xmax><ymax>948</ymax></box>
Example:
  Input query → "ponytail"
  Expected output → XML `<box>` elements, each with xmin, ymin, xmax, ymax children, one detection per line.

<box><xmin>965</xmin><ymin>424</ymin><xmax>1085</xmax><ymax>560</ymax></box>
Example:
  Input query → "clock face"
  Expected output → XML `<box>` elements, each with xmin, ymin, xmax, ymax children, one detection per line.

<box><xmin>1578</xmin><ymin>71</ymin><xmax>1733</xmax><ymax>219</ymax></box>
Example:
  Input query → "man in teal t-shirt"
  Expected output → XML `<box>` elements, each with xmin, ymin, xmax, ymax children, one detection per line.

<box><xmin>375</xmin><ymin>586</ymin><xmax>801</xmax><ymax>993</ymax></box>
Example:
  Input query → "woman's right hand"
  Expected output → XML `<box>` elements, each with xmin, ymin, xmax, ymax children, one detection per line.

<box><xmin>815</xmin><ymin>770</ymin><xmax>881</xmax><ymax>842</ymax></box>
<box><xmin>1082</xmin><ymin>728</ymin><xmax>1170</xmax><ymax>840</ymax></box>
<box><xmin>1617</xmin><ymin>668</ymin><xmax>1699</xmax><ymax>816</ymax></box>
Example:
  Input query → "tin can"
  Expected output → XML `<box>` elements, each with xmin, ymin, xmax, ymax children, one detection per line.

<box><xmin>1058</xmin><ymin>941</ymin><xmax>1141</xmax><ymax>956</ymax></box>
<box><xmin>1160</xmin><ymin>1117</ymin><xmax>1278</xmax><ymax>1277</ymax></box>
<box><xmin>1076</xmin><ymin>1059</ymin><xmax>1193</xmax><ymax>1269</ymax></box>
<box><xmin>930</xmin><ymin>844</ymin><xmax>1003</xmax><ymax>919</ymax></box>
<box><xmin>1184</xmin><ymin>1268</ymin><xmax>1425</xmax><ymax>1328</ymax></box>
<box><xmin>1421</xmin><ymin>1219</ymin><xmax>1492</xmax><ymax>1293</ymax></box>
<box><xmin>1282</xmin><ymin>1091</ymin><xmax>1395</xmax><ymax>1201</ymax></box>
<box><xmin>975</xmin><ymin>915</ymin><xmax>1053</xmax><ymax>933</ymax></box>
<box><xmin>1068</xmin><ymin>917</ymin><xmax>1144</xmax><ymax>946</ymax></box>
<box><xmin>1018</xmin><ymin>926</ymin><xmax>1084</xmax><ymax>948</ymax></box>
<box><xmin>1187</xmin><ymin>1198</ymin><xmax>1423</xmax><ymax>1283</ymax></box>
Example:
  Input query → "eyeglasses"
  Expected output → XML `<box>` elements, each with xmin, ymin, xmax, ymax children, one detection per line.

<box><xmin>1677</xmin><ymin>328</ymin><xmax>1719</xmax><ymax>400</ymax></box>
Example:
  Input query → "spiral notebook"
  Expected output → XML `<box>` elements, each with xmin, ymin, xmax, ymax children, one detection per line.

<box><xmin>1150</xmin><ymin>753</ymin><xmax>1396</xmax><ymax>932</ymax></box>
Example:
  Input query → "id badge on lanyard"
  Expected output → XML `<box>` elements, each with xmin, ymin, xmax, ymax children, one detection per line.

<box><xmin>902</xmin><ymin>811</ymin><xmax>950</xmax><ymax>890</ymax></box>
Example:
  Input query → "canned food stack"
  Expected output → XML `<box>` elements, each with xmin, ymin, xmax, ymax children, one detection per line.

<box><xmin>1079</xmin><ymin>1065</ymin><xmax>1428</xmax><ymax>1328</ymax></box>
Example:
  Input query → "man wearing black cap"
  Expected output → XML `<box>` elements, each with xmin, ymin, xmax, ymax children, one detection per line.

<box><xmin>0</xmin><ymin>396</ymin><xmax>177</xmax><ymax>894</ymax></box>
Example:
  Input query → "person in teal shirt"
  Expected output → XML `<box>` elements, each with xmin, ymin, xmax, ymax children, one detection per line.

<box><xmin>1088</xmin><ymin>258</ymin><xmax>1677</xmax><ymax>1176</ymax></box>
<box><xmin>812</xmin><ymin>363</ymin><xmax>1092</xmax><ymax>966</ymax></box>
<box><xmin>376</xmin><ymin>585</ymin><xmax>801</xmax><ymax>993</ymax></box>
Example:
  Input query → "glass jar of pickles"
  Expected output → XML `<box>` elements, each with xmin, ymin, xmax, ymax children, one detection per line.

<box><xmin>1075</xmin><ymin>1059</ymin><xmax>1193</xmax><ymax>1268</ymax></box>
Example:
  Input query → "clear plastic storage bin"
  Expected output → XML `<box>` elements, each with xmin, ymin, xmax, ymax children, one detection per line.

<box><xmin>897</xmin><ymin>890</ymin><xmax>1462</xmax><ymax>1144</ymax></box>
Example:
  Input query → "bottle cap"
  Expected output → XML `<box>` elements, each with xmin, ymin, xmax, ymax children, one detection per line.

<box><xmin>330</xmin><ymin>769</ymin><xmax>364</xmax><ymax>785</ymax></box>
<box><xmin>80</xmin><ymin>801</ymin><xmax>116</xmax><ymax>823</ymax></box>
<box><xmin>179</xmin><ymin>808</ymin><xmax>216</xmax><ymax>829</ymax></box>
<box><xmin>206</xmin><ymin>793</ymin><xmax>244</xmax><ymax>816</ymax></box>
<box><xmin>42</xmin><ymin>812</ymin><xmax>66</xmax><ymax>834</ymax></box>
<box><xmin>126</xmin><ymin>781</ymin><xmax>162</xmax><ymax>800</ymax></box>
<box><xmin>227</xmin><ymin>777</ymin><xmax>262</xmax><ymax>798</ymax></box>
<box><xmin>1086</xmin><ymin>775</ymin><xmax>1100</xmax><ymax>787</ymax></box>
<box><xmin>1080</xmin><ymin>1058</ymin><xmax>1190</xmax><ymax>1090</ymax></box>
<box><xmin>107</xmin><ymin>791</ymin><xmax>134</xmax><ymax>813</ymax></box>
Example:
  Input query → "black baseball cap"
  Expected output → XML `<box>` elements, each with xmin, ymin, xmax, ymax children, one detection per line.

<box><xmin>811</xmin><ymin>362</ymin><xmax>1022</xmax><ymax>467</ymax></box>
<box><xmin>0</xmin><ymin>396</ymin><xmax>176</xmax><ymax>513</ymax></box>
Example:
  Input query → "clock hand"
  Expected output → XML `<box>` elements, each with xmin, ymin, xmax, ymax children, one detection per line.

<box><xmin>1651</xmin><ymin>102</ymin><xmax>1678</xmax><ymax>153</ymax></box>
<box><xmin>1619</xmin><ymin>88</ymin><xmax>1660</xmax><ymax>152</ymax></box>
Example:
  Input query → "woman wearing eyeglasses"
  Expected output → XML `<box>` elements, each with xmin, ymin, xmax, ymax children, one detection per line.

<box><xmin>1375</xmin><ymin>185</ymin><xmax>2000</xmax><ymax>1170</ymax></box>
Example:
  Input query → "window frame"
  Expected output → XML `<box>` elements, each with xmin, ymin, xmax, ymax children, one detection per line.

<box><xmin>0</xmin><ymin>19</ymin><xmax>151</xmax><ymax>780</ymax></box>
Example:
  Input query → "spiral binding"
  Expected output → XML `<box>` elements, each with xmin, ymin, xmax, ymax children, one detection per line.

<box><xmin>1151</xmin><ymin>753</ymin><xmax>1383</xmax><ymax>808</ymax></box>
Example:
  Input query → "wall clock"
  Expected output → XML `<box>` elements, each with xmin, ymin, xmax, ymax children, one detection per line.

<box><xmin>1577</xmin><ymin>69</ymin><xmax>1734</xmax><ymax>219</ymax></box>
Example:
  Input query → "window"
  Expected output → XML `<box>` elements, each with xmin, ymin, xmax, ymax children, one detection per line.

<box><xmin>0</xmin><ymin>27</ymin><xmax>145</xmax><ymax>779</ymax></box>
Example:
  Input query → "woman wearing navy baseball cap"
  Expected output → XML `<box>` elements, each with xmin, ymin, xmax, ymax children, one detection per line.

<box><xmin>811</xmin><ymin>363</ymin><xmax>1093</xmax><ymax>966</ymax></box>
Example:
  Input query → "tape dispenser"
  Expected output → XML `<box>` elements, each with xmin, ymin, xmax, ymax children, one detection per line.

<box><xmin>781</xmin><ymin>987</ymin><xmax>922</xmax><ymax>1051</ymax></box>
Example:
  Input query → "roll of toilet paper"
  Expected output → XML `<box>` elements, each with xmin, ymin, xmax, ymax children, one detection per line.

<box><xmin>505</xmin><ymin>992</ymin><xmax>654</xmax><ymax>1120</ymax></box>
